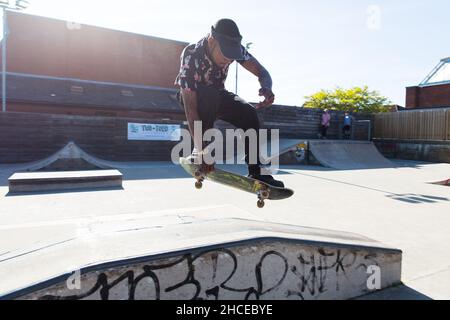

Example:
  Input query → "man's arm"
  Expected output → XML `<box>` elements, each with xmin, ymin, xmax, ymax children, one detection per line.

<box><xmin>240</xmin><ymin>56</ymin><xmax>275</xmax><ymax>109</ymax></box>
<box><xmin>176</xmin><ymin>46</ymin><xmax>205</xmax><ymax>154</ymax></box>
<box><xmin>180</xmin><ymin>88</ymin><xmax>203</xmax><ymax>153</ymax></box>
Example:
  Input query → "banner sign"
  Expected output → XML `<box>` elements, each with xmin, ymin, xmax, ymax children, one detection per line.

<box><xmin>128</xmin><ymin>123</ymin><xmax>181</xmax><ymax>141</ymax></box>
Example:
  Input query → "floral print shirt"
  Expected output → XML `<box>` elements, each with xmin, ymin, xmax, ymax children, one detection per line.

<box><xmin>175</xmin><ymin>35</ymin><xmax>252</xmax><ymax>91</ymax></box>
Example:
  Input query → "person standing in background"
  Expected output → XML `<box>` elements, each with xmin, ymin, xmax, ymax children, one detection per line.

<box><xmin>342</xmin><ymin>112</ymin><xmax>354</xmax><ymax>139</ymax></box>
<box><xmin>320</xmin><ymin>109</ymin><xmax>331</xmax><ymax>139</ymax></box>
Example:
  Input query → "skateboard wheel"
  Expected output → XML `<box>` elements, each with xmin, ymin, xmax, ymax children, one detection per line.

<box><xmin>195</xmin><ymin>181</ymin><xmax>203</xmax><ymax>189</ymax></box>
<box><xmin>261</xmin><ymin>190</ymin><xmax>269</xmax><ymax>199</ymax></box>
<box><xmin>257</xmin><ymin>200</ymin><xmax>265</xmax><ymax>208</ymax></box>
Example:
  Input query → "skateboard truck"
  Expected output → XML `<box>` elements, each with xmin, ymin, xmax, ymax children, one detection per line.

<box><xmin>256</xmin><ymin>186</ymin><xmax>270</xmax><ymax>208</ymax></box>
<box><xmin>188</xmin><ymin>156</ymin><xmax>205</xmax><ymax>189</ymax></box>
<box><xmin>194</xmin><ymin>170</ymin><xmax>205</xmax><ymax>189</ymax></box>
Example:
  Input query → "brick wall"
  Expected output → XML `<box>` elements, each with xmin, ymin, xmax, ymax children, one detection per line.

<box><xmin>3</xmin><ymin>12</ymin><xmax>187</xmax><ymax>89</ymax></box>
<box><xmin>406</xmin><ymin>83</ymin><xmax>450</xmax><ymax>109</ymax></box>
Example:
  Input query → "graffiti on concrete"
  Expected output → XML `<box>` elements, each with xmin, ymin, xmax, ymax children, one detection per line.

<box><xmin>287</xmin><ymin>249</ymin><xmax>377</xmax><ymax>299</ymax></box>
<box><xmin>23</xmin><ymin>243</ymin><xmax>382</xmax><ymax>300</ymax></box>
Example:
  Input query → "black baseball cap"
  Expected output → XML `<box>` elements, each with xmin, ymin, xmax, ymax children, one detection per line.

<box><xmin>211</xmin><ymin>19</ymin><xmax>243</xmax><ymax>60</ymax></box>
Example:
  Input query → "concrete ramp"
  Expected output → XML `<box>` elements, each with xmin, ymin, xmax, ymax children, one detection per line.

<box><xmin>309</xmin><ymin>140</ymin><xmax>395</xmax><ymax>170</ymax></box>
<box><xmin>8</xmin><ymin>142</ymin><xmax>142</xmax><ymax>172</ymax></box>
<box><xmin>0</xmin><ymin>206</ymin><xmax>402</xmax><ymax>300</ymax></box>
<box><xmin>250</xmin><ymin>139</ymin><xmax>394</xmax><ymax>169</ymax></box>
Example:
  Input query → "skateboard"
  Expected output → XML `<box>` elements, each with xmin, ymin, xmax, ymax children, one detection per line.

<box><xmin>179</xmin><ymin>156</ymin><xmax>294</xmax><ymax>208</ymax></box>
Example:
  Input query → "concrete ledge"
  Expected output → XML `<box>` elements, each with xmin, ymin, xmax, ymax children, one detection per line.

<box><xmin>0</xmin><ymin>207</ymin><xmax>402</xmax><ymax>300</ymax></box>
<box><xmin>8</xmin><ymin>170</ymin><xmax>123</xmax><ymax>193</ymax></box>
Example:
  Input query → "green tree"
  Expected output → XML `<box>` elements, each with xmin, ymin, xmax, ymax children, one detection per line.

<box><xmin>304</xmin><ymin>86</ymin><xmax>391</xmax><ymax>113</ymax></box>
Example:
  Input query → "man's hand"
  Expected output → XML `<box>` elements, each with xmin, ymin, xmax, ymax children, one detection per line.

<box><xmin>256</xmin><ymin>87</ymin><xmax>275</xmax><ymax>109</ymax></box>
<box><xmin>191</xmin><ymin>148</ymin><xmax>215</xmax><ymax>174</ymax></box>
<box><xmin>240</xmin><ymin>57</ymin><xmax>274</xmax><ymax>109</ymax></box>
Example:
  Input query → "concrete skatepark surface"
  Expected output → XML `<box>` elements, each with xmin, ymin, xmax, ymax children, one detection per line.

<box><xmin>0</xmin><ymin>143</ymin><xmax>449</xmax><ymax>299</ymax></box>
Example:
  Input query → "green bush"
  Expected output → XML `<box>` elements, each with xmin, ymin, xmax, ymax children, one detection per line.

<box><xmin>304</xmin><ymin>86</ymin><xmax>391</xmax><ymax>113</ymax></box>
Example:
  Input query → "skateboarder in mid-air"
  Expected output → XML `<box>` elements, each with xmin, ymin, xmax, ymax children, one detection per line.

<box><xmin>175</xmin><ymin>18</ymin><xmax>284</xmax><ymax>188</ymax></box>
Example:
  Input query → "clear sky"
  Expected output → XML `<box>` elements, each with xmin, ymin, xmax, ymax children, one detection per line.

<box><xmin>6</xmin><ymin>0</ymin><xmax>450</xmax><ymax>106</ymax></box>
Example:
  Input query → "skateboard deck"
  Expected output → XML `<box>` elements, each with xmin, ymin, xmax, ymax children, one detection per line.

<box><xmin>179</xmin><ymin>156</ymin><xmax>294</xmax><ymax>208</ymax></box>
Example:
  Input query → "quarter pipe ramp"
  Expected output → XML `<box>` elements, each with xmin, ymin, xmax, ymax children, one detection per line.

<box><xmin>308</xmin><ymin>140</ymin><xmax>395</xmax><ymax>170</ymax></box>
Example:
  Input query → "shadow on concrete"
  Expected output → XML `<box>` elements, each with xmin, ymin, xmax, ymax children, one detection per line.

<box><xmin>387</xmin><ymin>194</ymin><xmax>450</xmax><ymax>204</ymax></box>
<box><xmin>284</xmin><ymin>170</ymin><xmax>449</xmax><ymax>204</ymax></box>
<box><xmin>356</xmin><ymin>284</ymin><xmax>433</xmax><ymax>300</ymax></box>
<box><xmin>279</xmin><ymin>159</ymin><xmax>437</xmax><ymax>171</ymax></box>
<box><xmin>276</xmin><ymin>164</ymin><xmax>332</xmax><ymax>172</ymax></box>
<box><xmin>390</xmin><ymin>159</ymin><xmax>443</xmax><ymax>169</ymax></box>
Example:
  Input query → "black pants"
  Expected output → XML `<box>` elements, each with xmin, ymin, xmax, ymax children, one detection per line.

<box><xmin>320</xmin><ymin>125</ymin><xmax>329</xmax><ymax>138</ymax></box>
<box><xmin>343</xmin><ymin>125</ymin><xmax>351</xmax><ymax>138</ymax></box>
<box><xmin>179</xmin><ymin>85</ymin><xmax>261</xmax><ymax>175</ymax></box>
<box><xmin>343</xmin><ymin>125</ymin><xmax>351</xmax><ymax>133</ymax></box>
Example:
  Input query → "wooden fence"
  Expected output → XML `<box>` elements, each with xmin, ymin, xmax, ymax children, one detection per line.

<box><xmin>374</xmin><ymin>108</ymin><xmax>450</xmax><ymax>141</ymax></box>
